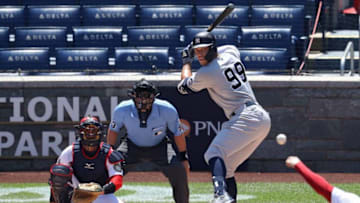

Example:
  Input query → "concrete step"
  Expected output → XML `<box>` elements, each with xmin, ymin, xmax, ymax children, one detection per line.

<box><xmin>311</xmin><ymin>30</ymin><xmax>359</xmax><ymax>51</ymax></box>
<box><xmin>305</xmin><ymin>50</ymin><xmax>360</xmax><ymax>72</ymax></box>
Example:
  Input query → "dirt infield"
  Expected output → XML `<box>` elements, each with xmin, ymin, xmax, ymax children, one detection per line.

<box><xmin>0</xmin><ymin>171</ymin><xmax>359</xmax><ymax>183</ymax></box>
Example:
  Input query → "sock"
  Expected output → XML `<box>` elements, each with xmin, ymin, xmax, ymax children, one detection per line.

<box><xmin>209</xmin><ymin>157</ymin><xmax>226</xmax><ymax>177</ymax></box>
<box><xmin>295</xmin><ymin>161</ymin><xmax>334</xmax><ymax>202</ymax></box>
<box><xmin>226</xmin><ymin>177</ymin><xmax>237</xmax><ymax>200</ymax></box>
<box><xmin>209</xmin><ymin>157</ymin><xmax>227</xmax><ymax>195</ymax></box>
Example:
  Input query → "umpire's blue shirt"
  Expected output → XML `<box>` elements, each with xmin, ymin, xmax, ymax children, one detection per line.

<box><xmin>109</xmin><ymin>99</ymin><xmax>182</xmax><ymax>147</ymax></box>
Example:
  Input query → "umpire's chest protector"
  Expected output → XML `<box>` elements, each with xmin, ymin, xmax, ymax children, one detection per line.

<box><xmin>72</xmin><ymin>142</ymin><xmax>110</xmax><ymax>186</ymax></box>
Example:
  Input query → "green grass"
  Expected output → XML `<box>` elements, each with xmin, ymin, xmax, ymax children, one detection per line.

<box><xmin>0</xmin><ymin>182</ymin><xmax>359</xmax><ymax>203</ymax></box>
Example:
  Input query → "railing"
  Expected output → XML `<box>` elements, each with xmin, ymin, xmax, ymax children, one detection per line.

<box><xmin>340</xmin><ymin>41</ymin><xmax>354</xmax><ymax>76</ymax></box>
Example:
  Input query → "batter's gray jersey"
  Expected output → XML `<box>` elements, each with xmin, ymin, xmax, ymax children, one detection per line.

<box><xmin>179</xmin><ymin>45</ymin><xmax>256</xmax><ymax>119</ymax></box>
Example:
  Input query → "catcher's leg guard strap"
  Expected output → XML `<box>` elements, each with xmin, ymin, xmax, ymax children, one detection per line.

<box><xmin>49</xmin><ymin>164</ymin><xmax>73</xmax><ymax>203</ymax></box>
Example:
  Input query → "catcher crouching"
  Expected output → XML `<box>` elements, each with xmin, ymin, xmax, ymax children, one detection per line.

<box><xmin>49</xmin><ymin>116</ymin><xmax>125</xmax><ymax>203</ymax></box>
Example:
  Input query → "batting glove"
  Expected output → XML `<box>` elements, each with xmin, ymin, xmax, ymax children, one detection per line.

<box><xmin>182</xmin><ymin>43</ymin><xmax>194</xmax><ymax>65</ymax></box>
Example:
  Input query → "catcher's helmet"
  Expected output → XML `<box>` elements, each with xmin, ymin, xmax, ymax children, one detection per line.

<box><xmin>192</xmin><ymin>31</ymin><xmax>217</xmax><ymax>62</ymax></box>
<box><xmin>76</xmin><ymin>116</ymin><xmax>103</xmax><ymax>149</ymax></box>
<box><xmin>128</xmin><ymin>78</ymin><xmax>159</xmax><ymax>113</ymax></box>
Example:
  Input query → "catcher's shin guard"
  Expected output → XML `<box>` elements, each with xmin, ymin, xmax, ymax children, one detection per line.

<box><xmin>49</xmin><ymin>164</ymin><xmax>73</xmax><ymax>203</ymax></box>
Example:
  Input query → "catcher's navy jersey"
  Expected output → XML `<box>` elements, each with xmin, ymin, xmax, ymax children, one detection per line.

<box><xmin>179</xmin><ymin>45</ymin><xmax>257</xmax><ymax>119</ymax></box>
<box><xmin>109</xmin><ymin>99</ymin><xmax>181</xmax><ymax>147</ymax></box>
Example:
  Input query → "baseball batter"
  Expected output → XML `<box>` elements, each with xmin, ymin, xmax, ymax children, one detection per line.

<box><xmin>107</xmin><ymin>79</ymin><xmax>189</xmax><ymax>203</ymax></box>
<box><xmin>178</xmin><ymin>32</ymin><xmax>271</xmax><ymax>203</ymax></box>
<box><xmin>49</xmin><ymin>116</ymin><xmax>125</xmax><ymax>203</ymax></box>
<box><xmin>286</xmin><ymin>156</ymin><xmax>360</xmax><ymax>203</ymax></box>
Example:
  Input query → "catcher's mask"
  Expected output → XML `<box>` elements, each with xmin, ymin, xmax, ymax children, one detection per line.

<box><xmin>192</xmin><ymin>31</ymin><xmax>217</xmax><ymax>63</ymax></box>
<box><xmin>128</xmin><ymin>78</ymin><xmax>159</xmax><ymax>128</ymax></box>
<box><xmin>76</xmin><ymin>116</ymin><xmax>103</xmax><ymax>152</ymax></box>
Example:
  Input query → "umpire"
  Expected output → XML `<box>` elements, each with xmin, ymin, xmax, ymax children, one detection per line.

<box><xmin>107</xmin><ymin>78</ymin><xmax>190</xmax><ymax>203</ymax></box>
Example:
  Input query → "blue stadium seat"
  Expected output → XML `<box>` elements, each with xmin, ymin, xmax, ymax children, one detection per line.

<box><xmin>0</xmin><ymin>6</ymin><xmax>25</xmax><ymax>27</ymax></box>
<box><xmin>72</xmin><ymin>26</ymin><xmax>123</xmax><ymax>48</ymax></box>
<box><xmin>251</xmin><ymin>0</ymin><xmax>306</xmax><ymax>5</ymax></box>
<box><xmin>195</xmin><ymin>6</ymin><xmax>249</xmax><ymax>26</ymax></box>
<box><xmin>24</xmin><ymin>0</ymin><xmax>79</xmax><ymax>5</ymax></box>
<box><xmin>28</xmin><ymin>6</ymin><xmax>81</xmax><ymax>27</ymax></box>
<box><xmin>0</xmin><ymin>27</ymin><xmax>9</xmax><ymax>47</ymax></box>
<box><xmin>126</xmin><ymin>26</ymin><xmax>181</xmax><ymax>48</ymax></box>
<box><xmin>0</xmin><ymin>1</ymin><xmax>22</xmax><ymax>5</ymax></box>
<box><xmin>82</xmin><ymin>5</ymin><xmax>136</xmax><ymax>27</ymax></box>
<box><xmin>238</xmin><ymin>47</ymin><xmax>289</xmax><ymax>70</ymax></box>
<box><xmin>0</xmin><ymin>47</ymin><xmax>49</xmax><ymax>70</ymax></box>
<box><xmin>139</xmin><ymin>5</ymin><xmax>193</xmax><ymax>26</ymax></box>
<box><xmin>251</xmin><ymin>5</ymin><xmax>305</xmax><ymax>37</ymax></box>
<box><xmin>137</xmin><ymin>0</ymin><xmax>192</xmax><ymax>5</ymax></box>
<box><xmin>54</xmin><ymin>47</ymin><xmax>109</xmax><ymax>70</ymax></box>
<box><xmin>184</xmin><ymin>25</ymin><xmax>239</xmax><ymax>46</ymax></box>
<box><xmin>80</xmin><ymin>0</ymin><xmax>134</xmax><ymax>4</ymax></box>
<box><xmin>194</xmin><ymin>0</ymin><xmax>249</xmax><ymax>5</ymax></box>
<box><xmin>115</xmin><ymin>47</ymin><xmax>170</xmax><ymax>70</ymax></box>
<box><xmin>14</xmin><ymin>27</ymin><xmax>68</xmax><ymax>49</ymax></box>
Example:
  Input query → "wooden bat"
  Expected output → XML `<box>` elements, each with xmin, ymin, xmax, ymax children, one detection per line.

<box><xmin>207</xmin><ymin>3</ymin><xmax>235</xmax><ymax>32</ymax></box>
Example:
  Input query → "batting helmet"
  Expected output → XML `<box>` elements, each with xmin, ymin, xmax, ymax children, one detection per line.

<box><xmin>76</xmin><ymin>116</ymin><xmax>103</xmax><ymax>150</ymax></box>
<box><xmin>192</xmin><ymin>31</ymin><xmax>217</xmax><ymax>62</ymax></box>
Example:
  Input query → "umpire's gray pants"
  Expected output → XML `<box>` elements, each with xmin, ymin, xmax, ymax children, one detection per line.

<box><xmin>118</xmin><ymin>139</ymin><xmax>189</xmax><ymax>203</ymax></box>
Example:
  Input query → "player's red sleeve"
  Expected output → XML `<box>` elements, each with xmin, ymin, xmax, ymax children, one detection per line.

<box><xmin>109</xmin><ymin>175</ymin><xmax>123</xmax><ymax>191</ymax></box>
<box><xmin>295</xmin><ymin>161</ymin><xmax>334</xmax><ymax>202</ymax></box>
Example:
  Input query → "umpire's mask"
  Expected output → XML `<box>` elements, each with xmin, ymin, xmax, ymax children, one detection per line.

<box><xmin>128</xmin><ymin>78</ymin><xmax>159</xmax><ymax>128</ymax></box>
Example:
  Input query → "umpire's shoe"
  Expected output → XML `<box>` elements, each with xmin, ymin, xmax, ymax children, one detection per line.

<box><xmin>210</xmin><ymin>191</ymin><xmax>235</xmax><ymax>203</ymax></box>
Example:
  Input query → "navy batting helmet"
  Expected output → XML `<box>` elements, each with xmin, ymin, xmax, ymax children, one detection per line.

<box><xmin>192</xmin><ymin>31</ymin><xmax>217</xmax><ymax>62</ymax></box>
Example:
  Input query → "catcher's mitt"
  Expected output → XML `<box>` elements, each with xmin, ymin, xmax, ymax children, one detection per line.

<box><xmin>72</xmin><ymin>182</ymin><xmax>103</xmax><ymax>203</ymax></box>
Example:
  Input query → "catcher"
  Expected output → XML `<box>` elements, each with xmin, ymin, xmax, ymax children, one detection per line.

<box><xmin>49</xmin><ymin>116</ymin><xmax>125</xmax><ymax>203</ymax></box>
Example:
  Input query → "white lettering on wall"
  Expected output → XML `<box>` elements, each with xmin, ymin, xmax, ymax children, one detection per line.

<box><xmin>10</xmin><ymin>97</ymin><xmax>24</xmax><ymax>122</ymax></box>
<box><xmin>15</xmin><ymin>131</ymin><xmax>38</xmax><ymax>156</ymax></box>
<box><xmin>42</xmin><ymin>131</ymin><xmax>62</xmax><ymax>156</ymax></box>
<box><xmin>0</xmin><ymin>132</ymin><xmax>14</xmax><ymax>156</ymax></box>
<box><xmin>57</xmin><ymin>97</ymin><xmax>80</xmax><ymax>122</ymax></box>
<box><xmin>28</xmin><ymin>97</ymin><xmax>52</xmax><ymax>121</ymax></box>
<box><xmin>110</xmin><ymin>96</ymin><xmax>119</xmax><ymax>120</ymax></box>
<box><xmin>193</xmin><ymin>121</ymin><xmax>222</xmax><ymax>136</ymax></box>
<box><xmin>84</xmin><ymin>96</ymin><xmax>106</xmax><ymax>121</ymax></box>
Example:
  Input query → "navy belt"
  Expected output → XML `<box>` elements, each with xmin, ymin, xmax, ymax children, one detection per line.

<box><xmin>231</xmin><ymin>101</ymin><xmax>256</xmax><ymax>117</ymax></box>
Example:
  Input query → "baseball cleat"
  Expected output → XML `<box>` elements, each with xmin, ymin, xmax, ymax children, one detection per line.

<box><xmin>210</xmin><ymin>191</ymin><xmax>235</xmax><ymax>203</ymax></box>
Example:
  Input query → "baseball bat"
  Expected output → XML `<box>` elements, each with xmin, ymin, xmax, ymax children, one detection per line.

<box><xmin>207</xmin><ymin>3</ymin><xmax>235</xmax><ymax>32</ymax></box>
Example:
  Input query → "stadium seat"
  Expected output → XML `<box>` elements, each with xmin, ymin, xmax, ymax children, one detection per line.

<box><xmin>28</xmin><ymin>6</ymin><xmax>81</xmax><ymax>27</ymax></box>
<box><xmin>195</xmin><ymin>5</ymin><xmax>249</xmax><ymax>26</ymax></box>
<box><xmin>251</xmin><ymin>5</ymin><xmax>305</xmax><ymax>37</ymax></box>
<box><xmin>0</xmin><ymin>6</ymin><xmax>25</xmax><ymax>27</ymax></box>
<box><xmin>251</xmin><ymin>0</ymin><xmax>306</xmax><ymax>5</ymax></box>
<box><xmin>240</xmin><ymin>26</ymin><xmax>296</xmax><ymax>57</ymax></box>
<box><xmin>114</xmin><ymin>47</ymin><xmax>171</xmax><ymax>70</ymax></box>
<box><xmin>238</xmin><ymin>47</ymin><xmax>290</xmax><ymax>70</ymax></box>
<box><xmin>136</xmin><ymin>0</ymin><xmax>192</xmax><ymax>5</ymax></box>
<box><xmin>184</xmin><ymin>25</ymin><xmax>240</xmax><ymax>46</ymax></box>
<box><xmin>14</xmin><ymin>27</ymin><xmax>68</xmax><ymax>49</ymax></box>
<box><xmin>80</xmin><ymin>0</ymin><xmax>134</xmax><ymax>4</ymax></box>
<box><xmin>23</xmin><ymin>0</ymin><xmax>79</xmax><ymax>5</ymax></box>
<box><xmin>126</xmin><ymin>26</ymin><xmax>181</xmax><ymax>48</ymax></box>
<box><xmin>194</xmin><ymin>0</ymin><xmax>249</xmax><ymax>5</ymax></box>
<box><xmin>0</xmin><ymin>27</ymin><xmax>9</xmax><ymax>47</ymax></box>
<box><xmin>72</xmin><ymin>26</ymin><xmax>123</xmax><ymax>48</ymax></box>
<box><xmin>0</xmin><ymin>1</ymin><xmax>22</xmax><ymax>5</ymax></box>
<box><xmin>139</xmin><ymin>5</ymin><xmax>193</xmax><ymax>26</ymax></box>
<box><xmin>0</xmin><ymin>47</ymin><xmax>50</xmax><ymax>70</ymax></box>
<box><xmin>54</xmin><ymin>47</ymin><xmax>109</xmax><ymax>70</ymax></box>
<box><xmin>82</xmin><ymin>5</ymin><xmax>136</xmax><ymax>27</ymax></box>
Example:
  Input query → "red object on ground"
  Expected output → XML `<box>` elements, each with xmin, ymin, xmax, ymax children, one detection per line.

<box><xmin>343</xmin><ymin>0</ymin><xmax>360</xmax><ymax>14</ymax></box>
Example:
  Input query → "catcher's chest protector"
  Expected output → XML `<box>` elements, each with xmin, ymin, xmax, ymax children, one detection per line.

<box><xmin>72</xmin><ymin>142</ymin><xmax>109</xmax><ymax>186</ymax></box>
